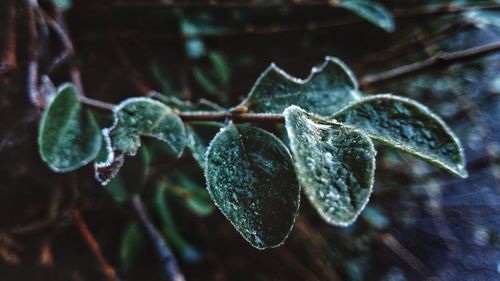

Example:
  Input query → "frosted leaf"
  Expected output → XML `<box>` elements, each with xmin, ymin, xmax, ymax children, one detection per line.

<box><xmin>186</xmin><ymin>122</ymin><xmax>225</xmax><ymax>169</ymax></box>
<box><xmin>333</xmin><ymin>94</ymin><xmax>467</xmax><ymax>178</ymax></box>
<box><xmin>232</xmin><ymin>56</ymin><xmax>361</xmax><ymax>116</ymax></box>
<box><xmin>205</xmin><ymin>124</ymin><xmax>300</xmax><ymax>249</ymax></box>
<box><xmin>284</xmin><ymin>106</ymin><xmax>376</xmax><ymax>226</ymax></box>
<box><xmin>338</xmin><ymin>0</ymin><xmax>395</xmax><ymax>32</ymax></box>
<box><xmin>95</xmin><ymin>97</ymin><xmax>186</xmax><ymax>185</ymax></box>
<box><xmin>38</xmin><ymin>83</ymin><xmax>101</xmax><ymax>172</ymax></box>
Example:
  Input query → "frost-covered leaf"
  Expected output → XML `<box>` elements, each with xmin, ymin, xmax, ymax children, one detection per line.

<box><xmin>38</xmin><ymin>83</ymin><xmax>101</xmax><ymax>172</ymax></box>
<box><xmin>333</xmin><ymin>94</ymin><xmax>467</xmax><ymax>178</ymax></box>
<box><xmin>338</xmin><ymin>0</ymin><xmax>395</xmax><ymax>32</ymax></box>
<box><xmin>205</xmin><ymin>124</ymin><xmax>300</xmax><ymax>249</ymax></box>
<box><xmin>233</xmin><ymin>56</ymin><xmax>360</xmax><ymax>116</ymax></box>
<box><xmin>95</xmin><ymin>98</ymin><xmax>186</xmax><ymax>185</ymax></box>
<box><xmin>284</xmin><ymin>105</ymin><xmax>376</xmax><ymax>226</ymax></box>
<box><xmin>150</xmin><ymin>92</ymin><xmax>225</xmax><ymax>112</ymax></box>
<box><xmin>186</xmin><ymin>122</ymin><xmax>225</xmax><ymax>169</ymax></box>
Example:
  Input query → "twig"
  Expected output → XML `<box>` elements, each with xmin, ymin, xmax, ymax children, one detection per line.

<box><xmin>79</xmin><ymin>96</ymin><xmax>286</xmax><ymax>123</ymax></box>
<box><xmin>70</xmin><ymin>208</ymin><xmax>119</xmax><ymax>281</ymax></box>
<box><xmin>37</xmin><ymin>8</ymin><xmax>74</xmax><ymax>73</ymax></box>
<box><xmin>179</xmin><ymin>111</ymin><xmax>285</xmax><ymax>123</ymax></box>
<box><xmin>360</xmin><ymin>41</ymin><xmax>500</xmax><ymax>87</ymax></box>
<box><xmin>26</xmin><ymin>0</ymin><xmax>44</xmax><ymax>107</ymax></box>
<box><xmin>0</xmin><ymin>0</ymin><xmax>17</xmax><ymax>77</ymax></box>
<box><xmin>131</xmin><ymin>194</ymin><xmax>185</xmax><ymax>281</ymax></box>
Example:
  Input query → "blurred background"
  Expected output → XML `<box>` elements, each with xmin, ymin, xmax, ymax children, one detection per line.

<box><xmin>0</xmin><ymin>0</ymin><xmax>499</xmax><ymax>280</ymax></box>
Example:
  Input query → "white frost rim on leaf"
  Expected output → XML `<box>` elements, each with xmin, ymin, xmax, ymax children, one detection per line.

<box><xmin>94</xmin><ymin>97</ymin><xmax>186</xmax><ymax>185</ymax></box>
<box><xmin>231</xmin><ymin>56</ymin><xmax>361</xmax><ymax>112</ymax></box>
<box><xmin>39</xmin><ymin>83</ymin><xmax>101</xmax><ymax>173</ymax></box>
<box><xmin>204</xmin><ymin>124</ymin><xmax>301</xmax><ymax>250</ymax></box>
<box><xmin>284</xmin><ymin>105</ymin><xmax>376</xmax><ymax>227</ymax></box>
<box><xmin>331</xmin><ymin>94</ymin><xmax>468</xmax><ymax>178</ymax></box>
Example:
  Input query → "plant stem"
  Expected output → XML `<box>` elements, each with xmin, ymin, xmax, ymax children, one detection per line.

<box><xmin>26</xmin><ymin>0</ymin><xmax>43</xmax><ymax>107</ymax></box>
<box><xmin>131</xmin><ymin>194</ymin><xmax>185</xmax><ymax>281</ymax></box>
<box><xmin>79</xmin><ymin>96</ymin><xmax>286</xmax><ymax>123</ymax></box>
<box><xmin>361</xmin><ymin>41</ymin><xmax>500</xmax><ymax>87</ymax></box>
<box><xmin>0</xmin><ymin>0</ymin><xmax>17</xmax><ymax>78</ymax></box>
<box><xmin>69</xmin><ymin>208</ymin><xmax>119</xmax><ymax>281</ymax></box>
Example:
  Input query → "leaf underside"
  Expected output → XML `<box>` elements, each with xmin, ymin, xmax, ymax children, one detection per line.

<box><xmin>38</xmin><ymin>83</ymin><xmax>101</xmax><ymax>172</ymax></box>
<box><xmin>205</xmin><ymin>124</ymin><xmax>300</xmax><ymax>249</ymax></box>
<box><xmin>333</xmin><ymin>94</ymin><xmax>467</xmax><ymax>178</ymax></box>
<box><xmin>339</xmin><ymin>0</ymin><xmax>395</xmax><ymax>32</ymax></box>
<box><xmin>285</xmin><ymin>106</ymin><xmax>376</xmax><ymax>226</ymax></box>
<box><xmin>95</xmin><ymin>97</ymin><xmax>186</xmax><ymax>185</ymax></box>
<box><xmin>233</xmin><ymin>56</ymin><xmax>360</xmax><ymax>116</ymax></box>
<box><xmin>186</xmin><ymin>122</ymin><xmax>226</xmax><ymax>169</ymax></box>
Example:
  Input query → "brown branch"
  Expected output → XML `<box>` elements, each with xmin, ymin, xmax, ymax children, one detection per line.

<box><xmin>360</xmin><ymin>41</ymin><xmax>500</xmax><ymax>87</ymax></box>
<box><xmin>26</xmin><ymin>1</ymin><xmax>44</xmax><ymax>108</ymax></box>
<box><xmin>0</xmin><ymin>0</ymin><xmax>17</xmax><ymax>77</ymax></box>
<box><xmin>179</xmin><ymin>111</ymin><xmax>285</xmax><ymax>123</ymax></box>
<box><xmin>70</xmin><ymin>208</ymin><xmax>119</xmax><ymax>281</ymax></box>
<box><xmin>37</xmin><ymin>8</ymin><xmax>74</xmax><ymax>73</ymax></box>
<box><xmin>79</xmin><ymin>96</ymin><xmax>286</xmax><ymax>123</ymax></box>
<box><xmin>131</xmin><ymin>195</ymin><xmax>185</xmax><ymax>281</ymax></box>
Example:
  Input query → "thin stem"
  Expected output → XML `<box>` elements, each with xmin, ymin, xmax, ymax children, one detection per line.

<box><xmin>131</xmin><ymin>194</ymin><xmax>185</xmax><ymax>281</ymax></box>
<box><xmin>179</xmin><ymin>111</ymin><xmax>285</xmax><ymax>123</ymax></box>
<box><xmin>79</xmin><ymin>96</ymin><xmax>286</xmax><ymax>123</ymax></box>
<box><xmin>69</xmin><ymin>208</ymin><xmax>119</xmax><ymax>281</ymax></box>
<box><xmin>26</xmin><ymin>0</ymin><xmax>43</xmax><ymax>107</ymax></box>
<box><xmin>0</xmin><ymin>0</ymin><xmax>17</xmax><ymax>77</ymax></box>
<box><xmin>361</xmin><ymin>41</ymin><xmax>500</xmax><ymax>87</ymax></box>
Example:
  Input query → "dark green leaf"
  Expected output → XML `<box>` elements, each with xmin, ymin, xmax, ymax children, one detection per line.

<box><xmin>38</xmin><ymin>83</ymin><xmax>101</xmax><ymax>172</ymax></box>
<box><xmin>284</xmin><ymin>105</ymin><xmax>376</xmax><ymax>226</ymax></box>
<box><xmin>186</xmin><ymin>122</ymin><xmax>226</xmax><ymax>169</ymax></box>
<box><xmin>338</xmin><ymin>0</ymin><xmax>395</xmax><ymax>32</ymax></box>
<box><xmin>233</xmin><ymin>56</ymin><xmax>360</xmax><ymax>116</ymax></box>
<box><xmin>120</xmin><ymin>222</ymin><xmax>144</xmax><ymax>271</ymax></box>
<box><xmin>95</xmin><ymin>97</ymin><xmax>186</xmax><ymax>185</ymax></box>
<box><xmin>333</xmin><ymin>94</ymin><xmax>467</xmax><ymax>178</ymax></box>
<box><xmin>205</xmin><ymin>124</ymin><xmax>300</xmax><ymax>249</ymax></box>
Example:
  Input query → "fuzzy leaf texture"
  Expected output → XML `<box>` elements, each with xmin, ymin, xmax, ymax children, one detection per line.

<box><xmin>284</xmin><ymin>106</ymin><xmax>376</xmax><ymax>226</ymax></box>
<box><xmin>95</xmin><ymin>97</ymin><xmax>186</xmax><ymax>185</ymax></box>
<box><xmin>333</xmin><ymin>94</ymin><xmax>467</xmax><ymax>178</ymax></box>
<box><xmin>233</xmin><ymin>56</ymin><xmax>361</xmax><ymax>116</ymax></box>
<box><xmin>205</xmin><ymin>124</ymin><xmax>300</xmax><ymax>249</ymax></box>
<box><xmin>38</xmin><ymin>83</ymin><xmax>101</xmax><ymax>172</ymax></box>
<box><xmin>337</xmin><ymin>0</ymin><xmax>395</xmax><ymax>32</ymax></box>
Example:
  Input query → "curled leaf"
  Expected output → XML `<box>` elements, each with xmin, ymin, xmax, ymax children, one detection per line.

<box><xmin>333</xmin><ymin>94</ymin><xmax>467</xmax><ymax>178</ymax></box>
<box><xmin>338</xmin><ymin>0</ymin><xmax>395</xmax><ymax>32</ymax></box>
<box><xmin>205</xmin><ymin>124</ymin><xmax>300</xmax><ymax>249</ymax></box>
<box><xmin>38</xmin><ymin>83</ymin><xmax>101</xmax><ymax>172</ymax></box>
<box><xmin>233</xmin><ymin>56</ymin><xmax>360</xmax><ymax>116</ymax></box>
<box><xmin>284</xmin><ymin>105</ymin><xmax>376</xmax><ymax>226</ymax></box>
<box><xmin>95</xmin><ymin>97</ymin><xmax>186</xmax><ymax>185</ymax></box>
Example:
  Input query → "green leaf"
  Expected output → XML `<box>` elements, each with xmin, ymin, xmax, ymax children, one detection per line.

<box><xmin>38</xmin><ymin>83</ymin><xmax>101</xmax><ymax>172</ymax></box>
<box><xmin>186</xmin><ymin>122</ymin><xmax>226</xmax><ymax>169</ymax></box>
<box><xmin>120</xmin><ymin>222</ymin><xmax>144</xmax><ymax>271</ymax></box>
<box><xmin>333</xmin><ymin>94</ymin><xmax>467</xmax><ymax>178</ymax></box>
<box><xmin>150</xmin><ymin>92</ymin><xmax>225</xmax><ymax>112</ymax></box>
<box><xmin>284</xmin><ymin>105</ymin><xmax>376</xmax><ymax>226</ymax></box>
<box><xmin>105</xmin><ymin>146</ymin><xmax>151</xmax><ymax>203</ymax></box>
<box><xmin>233</xmin><ymin>56</ymin><xmax>361</xmax><ymax>116</ymax></box>
<box><xmin>205</xmin><ymin>124</ymin><xmax>300</xmax><ymax>249</ymax></box>
<box><xmin>95</xmin><ymin>97</ymin><xmax>186</xmax><ymax>185</ymax></box>
<box><xmin>338</xmin><ymin>0</ymin><xmax>395</xmax><ymax>32</ymax></box>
